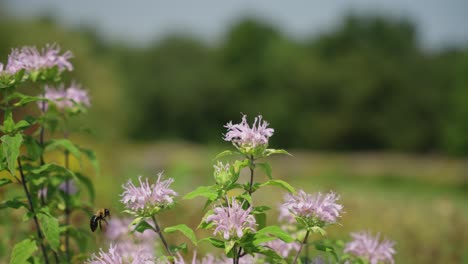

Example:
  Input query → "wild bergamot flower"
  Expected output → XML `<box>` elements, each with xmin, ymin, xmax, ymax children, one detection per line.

<box><xmin>120</xmin><ymin>173</ymin><xmax>178</xmax><ymax>217</ymax></box>
<box><xmin>283</xmin><ymin>190</ymin><xmax>343</xmax><ymax>227</ymax></box>
<box><xmin>224</xmin><ymin>114</ymin><xmax>274</xmax><ymax>156</ymax></box>
<box><xmin>344</xmin><ymin>231</ymin><xmax>396</xmax><ymax>264</ymax></box>
<box><xmin>206</xmin><ymin>197</ymin><xmax>256</xmax><ymax>240</ymax></box>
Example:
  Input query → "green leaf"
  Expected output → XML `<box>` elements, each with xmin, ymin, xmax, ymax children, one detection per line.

<box><xmin>80</xmin><ymin>148</ymin><xmax>100</xmax><ymax>175</ymax></box>
<box><xmin>13</xmin><ymin>95</ymin><xmax>46</xmax><ymax>107</ymax></box>
<box><xmin>183</xmin><ymin>185</ymin><xmax>218</xmax><ymax>200</ymax></box>
<box><xmin>255</xmin><ymin>212</ymin><xmax>267</xmax><ymax>230</ymax></box>
<box><xmin>170</xmin><ymin>242</ymin><xmax>188</xmax><ymax>254</ymax></box>
<box><xmin>200</xmin><ymin>237</ymin><xmax>225</xmax><ymax>248</ymax></box>
<box><xmin>0</xmin><ymin>178</ymin><xmax>12</xmax><ymax>187</ymax></box>
<box><xmin>164</xmin><ymin>224</ymin><xmax>197</xmax><ymax>246</ymax></box>
<box><xmin>315</xmin><ymin>243</ymin><xmax>339</xmax><ymax>262</ymax></box>
<box><xmin>133</xmin><ymin>220</ymin><xmax>154</xmax><ymax>233</ymax></box>
<box><xmin>0</xmin><ymin>198</ymin><xmax>28</xmax><ymax>210</ymax></box>
<box><xmin>224</xmin><ymin>240</ymin><xmax>236</xmax><ymax>255</ymax></box>
<box><xmin>13</xmin><ymin>120</ymin><xmax>31</xmax><ymax>131</ymax></box>
<box><xmin>311</xmin><ymin>226</ymin><xmax>327</xmax><ymax>236</ymax></box>
<box><xmin>256</xmin><ymin>162</ymin><xmax>272</xmax><ymax>180</ymax></box>
<box><xmin>24</xmin><ymin>136</ymin><xmax>42</xmax><ymax>161</ymax></box>
<box><xmin>3</xmin><ymin>110</ymin><xmax>15</xmax><ymax>133</ymax></box>
<box><xmin>31</xmin><ymin>163</ymin><xmax>77</xmax><ymax>180</ymax></box>
<box><xmin>75</xmin><ymin>173</ymin><xmax>95</xmax><ymax>202</ymax></box>
<box><xmin>213</xmin><ymin>150</ymin><xmax>239</xmax><ymax>160</ymax></box>
<box><xmin>264</xmin><ymin>149</ymin><xmax>292</xmax><ymax>157</ymax></box>
<box><xmin>37</xmin><ymin>212</ymin><xmax>60</xmax><ymax>250</ymax></box>
<box><xmin>1</xmin><ymin>134</ymin><xmax>23</xmax><ymax>176</ymax></box>
<box><xmin>46</xmin><ymin>139</ymin><xmax>81</xmax><ymax>160</ymax></box>
<box><xmin>260</xmin><ymin>180</ymin><xmax>295</xmax><ymax>194</ymax></box>
<box><xmin>9</xmin><ymin>238</ymin><xmax>38</xmax><ymax>264</ymax></box>
<box><xmin>257</xmin><ymin>226</ymin><xmax>294</xmax><ymax>243</ymax></box>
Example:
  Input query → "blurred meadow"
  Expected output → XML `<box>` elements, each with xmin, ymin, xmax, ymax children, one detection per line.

<box><xmin>1</xmin><ymin>0</ymin><xmax>468</xmax><ymax>263</ymax></box>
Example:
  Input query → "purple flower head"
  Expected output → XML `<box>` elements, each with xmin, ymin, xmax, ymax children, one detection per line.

<box><xmin>283</xmin><ymin>190</ymin><xmax>343</xmax><ymax>226</ymax></box>
<box><xmin>206</xmin><ymin>197</ymin><xmax>256</xmax><ymax>240</ymax></box>
<box><xmin>0</xmin><ymin>48</ymin><xmax>26</xmax><ymax>76</ymax></box>
<box><xmin>59</xmin><ymin>179</ymin><xmax>78</xmax><ymax>195</ymax></box>
<box><xmin>66</xmin><ymin>81</ymin><xmax>91</xmax><ymax>107</ymax></box>
<box><xmin>86</xmin><ymin>243</ymin><xmax>154</xmax><ymax>264</ymax></box>
<box><xmin>120</xmin><ymin>173</ymin><xmax>178</xmax><ymax>216</ymax></box>
<box><xmin>278</xmin><ymin>194</ymin><xmax>296</xmax><ymax>224</ymax></box>
<box><xmin>20</xmin><ymin>43</ymin><xmax>73</xmax><ymax>72</ymax></box>
<box><xmin>344</xmin><ymin>231</ymin><xmax>396</xmax><ymax>264</ymax></box>
<box><xmin>264</xmin><ymin>239</ymin><xmax>300</xmax><ymax>258</ymax></box>
<box><xmin>224</xmin><ymin>114</ymin><xmax>274</xmax><ymax>152</ymax></box>
<box><xmin>39</xmin><ymin>83</ymin><xmax>90</xmax><ymax>111</ymax></box>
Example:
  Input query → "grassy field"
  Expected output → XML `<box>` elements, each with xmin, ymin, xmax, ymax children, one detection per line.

<box><xmin>1</xmin><ymin>140</ymin><xmax>467</xmax><ymax>263</ymax></box>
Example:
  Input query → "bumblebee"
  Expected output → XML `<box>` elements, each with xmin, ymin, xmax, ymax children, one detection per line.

<box><xmin>90</xmin><ymin>208</ymin><xmax>110</xmax><ymax>232</ymax></box>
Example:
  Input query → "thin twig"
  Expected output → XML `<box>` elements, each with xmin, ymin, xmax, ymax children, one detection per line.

<box><xmin>151</xmin><ymin>215</ymin><xmax>173</xmax><ymax>259</ymax></box>
<box><xmin>18</xmin><ymin>158</ymin><xmax>50</xmax><ymax>264</ymax></box>
<box><xmin>293</xmin><ymin>230</ymin><xmax>310</xmax><ymax>264</ymax></box>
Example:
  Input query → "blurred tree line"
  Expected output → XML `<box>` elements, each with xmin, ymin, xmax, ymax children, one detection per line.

<box><xmin>1</xmin><ymin>9</ymin><xmax>468</xmax><ymax>155</ymax></box>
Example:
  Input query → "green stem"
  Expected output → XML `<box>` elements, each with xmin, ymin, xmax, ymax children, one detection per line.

<box><xmin>18</xmin><ymin>158</ymin><xmax>50</xmax><ymax>264</ymax></box>
<box><xmin>293</xmin><ymin>230</ymin><xmax>310</xmax><ymax>264</ymax></box>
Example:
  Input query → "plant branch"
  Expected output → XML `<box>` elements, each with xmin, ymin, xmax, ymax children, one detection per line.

<box><xmin>18</xmin><ymin>158</ymin><xmax>50</xmax><ymax>264</ymax></box>
<box><xmin>151</xmin><ymin>215</ymin><xmax>173</xmax><ymax>259</ymax></box>
<box><xmin>248</xmin><ymin>155</ymin><xmax>255</xmax><ymax>195</ymax></box>
<box><xmin>293</xmin><ymin>230</ymin><xmax>310</xmax><ymax>264</ymax></box>
<box><xmin>64</xmin><ymin>148</ymin><xmax>70</xmax><ymax>263</ymax></box>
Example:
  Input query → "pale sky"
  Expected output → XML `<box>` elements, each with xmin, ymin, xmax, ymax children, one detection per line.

<box><xmin>4</xmin><ymin>0</ymin><xmax>468</xmax><ymax>49</ymax></box>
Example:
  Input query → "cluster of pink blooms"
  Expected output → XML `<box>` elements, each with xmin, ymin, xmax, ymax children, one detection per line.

<box><xmin>283</xmin><ymin>190</ymin><xmax>343</xmax><ymax>225</ymax></box>
<box><xmin>86</xmin><ymin>243</ymin><xmax>154</xmax><ymax>264</ymax></box>
<box><xmin>206</xmin><ymin>197</ymin><xmax>256</xmax><ymax>240</ymax></box>
<box><xmin>120</xmin><ymin>173</ymin><xmax>178</xmax><ymax>216</ymax></box>
<box><xmin>224</xmin><ymin>114</ymin><xmax>274</xmax><ymax>149</ymax></box>
<box><xmin>344</xmin><ymin>231</ymin><xmax>396</xmax><ymax>264</ymax></box>
<box><xmin>38</xmin><ymin>83</ymin><xmax>90</xmax><ymax>111</ymax></box>
<box><xmin>0</xmin><ymin>43</ymin><xmax>73</xmax><ymax>76</ymax></box>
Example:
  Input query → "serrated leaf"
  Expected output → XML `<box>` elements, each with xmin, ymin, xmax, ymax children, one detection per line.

<box><xmin>1</xmin><ymin>134</ymin><xmax>23</xmax><ymax>176</ymax></box>
<box><xmin>257</xmin><ymin>226</ymin><xmax>294</xmax><ymax>243</ymax></box>
<box><xmin>164</xmin><ymin>224</ymin><xmax>197</xmax><ymax>246</ymax></box>
<box><xmin>46</xmin><ymin>139</ymin><xmax>81</xmax><ymax>160</ymax></box>
<box><xmin>37</xmin><ymin>212</ymin><xmax>60</xmax><ymax>250</ymax></box>
<box><xmin>183</xmin><ymin>185</ymin><xmax>218</xmax><ymax>200</ymax></box>
<box><xmin>260</xmin><ymin>180</ymin><xmax>295</xmax><ymax>193</ymax></box>
<box><xmin>9</xmin><ymin>238</ymin><xmax>38</xmax><ymax>264</ymax></box>
<box><xmin>256</xmin><ymin>162</ymin><xmax>272</xmax><ymax>180</ymax></box>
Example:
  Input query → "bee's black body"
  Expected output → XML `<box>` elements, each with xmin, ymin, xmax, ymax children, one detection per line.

<box><xmin>90</xmin><ymin>208</ymin><xmax>110</xmax><ymax>232</ymax></box>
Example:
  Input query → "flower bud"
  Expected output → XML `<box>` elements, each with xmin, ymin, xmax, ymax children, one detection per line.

<box><xmin>213</xmin><ymin>161</ymin><xmax>232</xmax><ymax>186</ymax></box>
